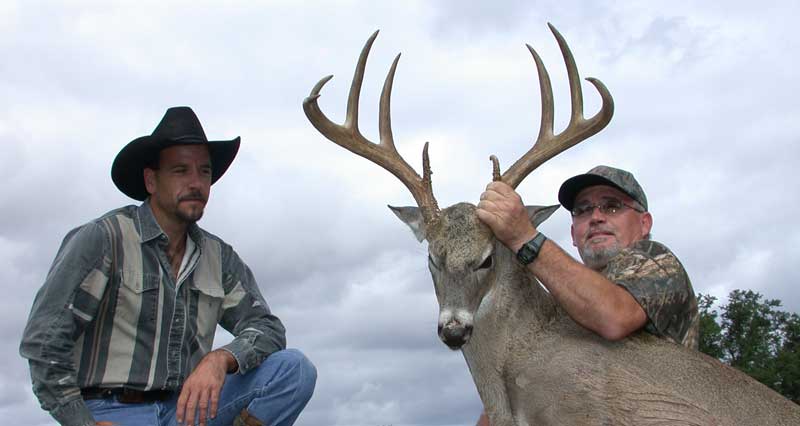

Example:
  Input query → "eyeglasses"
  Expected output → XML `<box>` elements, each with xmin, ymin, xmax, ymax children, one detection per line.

<box><xmin>571</xmin><ymin>199</ymin><xmax>644</xmax><ymax>219</ymax></box>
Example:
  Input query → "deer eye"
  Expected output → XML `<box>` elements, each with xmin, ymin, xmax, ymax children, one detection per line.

<box><xmin>477</xmin><ymin>255</ymin><xmax>493</xmax><ymax>270</ymax></box>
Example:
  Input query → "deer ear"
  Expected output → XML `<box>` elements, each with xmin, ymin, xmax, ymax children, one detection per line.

<box><xmin>388</xmin><ymin>205</ymin><xmax>426</xmax><ymax>242</ymax></box>
<box><xmin>526</xmin><ymin>204</ymin><xmax>560</xmax><ymax>227</ymax></box>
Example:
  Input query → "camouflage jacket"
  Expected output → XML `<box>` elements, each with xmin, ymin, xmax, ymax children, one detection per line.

<box><xmin>602</xmin><ymin>240</ymin><xmax>699</xmax><ymax>349</ymax></box>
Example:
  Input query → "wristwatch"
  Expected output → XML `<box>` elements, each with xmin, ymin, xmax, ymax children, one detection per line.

<box><xmin>516</xmin><ymin>232</ymin><xmax>547</xmax><ymax>265</ymax></box>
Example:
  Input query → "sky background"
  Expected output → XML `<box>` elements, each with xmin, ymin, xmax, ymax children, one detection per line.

<box><xmin>2</xmin><ymin>1</ymin><xmax>799</xmax><ymax>425</ymax></box>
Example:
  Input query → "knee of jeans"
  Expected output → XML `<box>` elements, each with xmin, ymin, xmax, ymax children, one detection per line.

<box><xmin>269</xmin><ymin>349</ymin><xmax>317</xmax><ymax>383</ymax></box>
<box><xmin>285</xmin><ymin>349</ymin><xmax>317</xmax><ymax>396</ymax></box>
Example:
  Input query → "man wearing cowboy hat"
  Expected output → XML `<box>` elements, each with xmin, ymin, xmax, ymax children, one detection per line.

<box><xmin>20</xmin><ymin>107</ymin><xmax>316</xmax><ymax>426</ymax></box>
<box><xmin>474</xmin><ymin>166</ymin><xmax>698</xmax><ymax>425</ymax></box>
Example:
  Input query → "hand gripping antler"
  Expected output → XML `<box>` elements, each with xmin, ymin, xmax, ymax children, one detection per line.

<box><xmin>493</xmin><ymin>23</ymin><xmax>615</xmax><ymax>188</ymax></box>
<box><xmin>303</xmin><ymin>30</ymin><xmax>441</xmax><ymax>225</ymax></box>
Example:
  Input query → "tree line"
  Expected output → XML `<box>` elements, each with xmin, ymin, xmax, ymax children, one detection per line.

<box><xmin>698</xmin><ymin>289</ymin><xmax>799</xmax><ymax>403</ymax></box>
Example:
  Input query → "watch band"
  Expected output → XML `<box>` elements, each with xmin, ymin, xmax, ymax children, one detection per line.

<box><xmin>516</xmin><ymin>232</ymin><xmax>547</xmax><ymax>265</ymax></box>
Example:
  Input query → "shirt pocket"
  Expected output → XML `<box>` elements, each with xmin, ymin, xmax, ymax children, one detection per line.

<box><xmin>117</xmin><ymin>269</ymin><xmax>161</xmax><ymax>323</ymax></box>
<box><xmin>189</xmin><ymin>279</ymin><xmax>225</xmax><ymax>352</ymax></box>
<box><xmin>190</xmin><ymin>280</ymin><xmax>224</xmax><ymax>316</ymax></box>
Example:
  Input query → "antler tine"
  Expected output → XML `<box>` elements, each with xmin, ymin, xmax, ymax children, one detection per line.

<box><xmin>303</xmin><ymin>31</ymin><xmax>441</xmax><ymax>224</ymax></box>
<box><xmin>500</xmin><ymin>23</ymin><xmax>615</xmax><ymax>189</ymax></box>
<box><xmin>378</xmin><ymin>53</ymin><xmax>400</xmax><ymax>151</ymax></box>
<box><xmin>490</xmin><ymin>155</ymin><xmax>502</xmax><ymax>181</ymax></box>
<box><xmin>550</xmin><ymin>23</ymin><xmax>584</xmax><ymax>127</ymax></box>
<box><xmin>527</xmin><ymin>41</ymin><xmax>555</xmax><ymax>151</ymax></box>
<box><xmin>344</xmin><ymin>30</ymin><xmax>378</xmax><ymax>131</ymax></box>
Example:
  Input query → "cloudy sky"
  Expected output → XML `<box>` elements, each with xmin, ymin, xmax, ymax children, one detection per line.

<box><xmin>2</xmin><ymin>1</ymin><xmax>799</xmax><ymax>425</ymax></box>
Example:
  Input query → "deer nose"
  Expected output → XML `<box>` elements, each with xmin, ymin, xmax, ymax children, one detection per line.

<box><xmin>439</xmin><ymin>321</ymin><xmax>473</xmax><ymax>349</ymax></box>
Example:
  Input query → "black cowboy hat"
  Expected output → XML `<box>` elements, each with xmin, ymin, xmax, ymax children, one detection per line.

<box><xmin>111</xmin><ymin>106</ymin><xmax>240</xmax><ymax>201</ymax></box>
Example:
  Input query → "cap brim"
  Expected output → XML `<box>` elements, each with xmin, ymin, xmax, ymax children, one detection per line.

<box><xmin>111</xmin><ymin>137</ymin><xmax>241</xmax><ymax>201</ymax></box>
<box><xmin>558</xmin><ymin>174</ymin><xmax>630</xmax><ymax>210</ymax></box>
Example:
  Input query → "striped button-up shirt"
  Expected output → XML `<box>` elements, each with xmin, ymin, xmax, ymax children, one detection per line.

<box><xmin>20</xmin><ymin>202</ymin><xmax>286</xmax><ymax>426</ymax></box>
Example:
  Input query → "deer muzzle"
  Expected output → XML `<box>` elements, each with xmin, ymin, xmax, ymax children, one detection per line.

<box><xmin>438</xmin><ymin>314</ymin><xmax>474</xmax><ymax>350</ymax></box>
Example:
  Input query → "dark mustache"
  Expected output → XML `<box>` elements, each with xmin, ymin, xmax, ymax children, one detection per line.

<box><xmin>178</xmin><ymin>192</ymin><xmax>206</xmax><ymax>202</ymax></box>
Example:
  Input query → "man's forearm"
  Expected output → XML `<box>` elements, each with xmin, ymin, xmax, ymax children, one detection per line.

<box><xmin>528</xmin><ymin>240</ymin><xmax>647</xmax><ymax>340</ymax></box>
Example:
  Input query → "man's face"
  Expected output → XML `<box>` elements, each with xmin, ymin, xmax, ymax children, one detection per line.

<box><xmin>144</xmin><ymin>144</ymin><xmax>212</xmax><ymax>225</ymax></box>
<box><xmin>570</xmin><ymin>185</ymin><xmax>652</xmax><ymax>270</ymax></box>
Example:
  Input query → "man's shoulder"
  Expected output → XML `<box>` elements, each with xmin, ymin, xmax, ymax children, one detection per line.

<box><xmin>627</xmin><ymin>239</ymin><xmax>675</xmax><ymax>258</ymax></box>
<box><xmin>621</xmin><ymin>240</ymin><xmax>685</xmax><ymax>269</ymax></box>
<box><xmin>607</xmin><ymin>240</ymin><xmax>687</xmax><ymax>281</ymax></box>
<box><xmin>51</xmin><ymin>206</ymin><xmax>139</xmax><ymax>255</ymax></box>
<box><xmin>620</xmin><ymin>241</ymin><xmax>698</xmax><ymax>349</ymax></box>
<box><xmin>64</xmin><ymin>205</ymin><xmax>137</xmax><ymax>236</ymax></box>
<box><xmin>84</xmin><ymin>205</ymin><xmax>141</xmax><ymax>236</ymax></box>
<box><xmin>94</xmin><ymin>205</ymin><xmax>138</xmax><ymax>223</ymax></box>
<box><xmin>192</xmin><ymin>225</ymin><xmax>236</xmax><ymax>255</ymax></box>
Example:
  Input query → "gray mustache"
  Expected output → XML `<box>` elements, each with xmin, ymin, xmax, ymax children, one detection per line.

<box><xmin>586</xmin><ymin>226</ymin><xmax>615</xmax><ymax>236</ymax></box>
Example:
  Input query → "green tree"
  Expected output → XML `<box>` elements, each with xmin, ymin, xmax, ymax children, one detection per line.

<box><xmin>697</xmin><ymin>293</ymin><xmax>724</xmax><ymax>359</ymax></box>
<box><xmin>720</xmin><ymin>290</ymin><xmax>785</xmax><ymax>385</ymax></box>
<box><xmin>775</xmin><ymin>314</ymin><xmax>800</xmax><ymax>403</ymax></box>
<box><xmin>697</xmin><ymin>289</ymin><xmax>798</xmax><ymax>403</ymax></box>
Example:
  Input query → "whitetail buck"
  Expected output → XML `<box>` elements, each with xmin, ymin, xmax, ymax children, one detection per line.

<box><xmin>303</xmin><ymin>25</ymin><xmax>800</xmax><ymax>425</ymax></box>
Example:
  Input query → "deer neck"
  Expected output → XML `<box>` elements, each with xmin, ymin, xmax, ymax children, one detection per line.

<box><xmin>461</xmin><ymin>245</ymin><xmax>560</xmax><ymax>375</ymax></box>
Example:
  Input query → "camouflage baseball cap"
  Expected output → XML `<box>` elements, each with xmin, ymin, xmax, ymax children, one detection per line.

<box><xmin>558</xmin><ymin>165</ymin><xmax>648</xmax><ymax>211</ymax></box>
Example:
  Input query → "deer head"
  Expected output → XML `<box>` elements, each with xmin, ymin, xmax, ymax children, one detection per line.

<box><xmin>303</xmin><ymin>24</ymin><xmax>613</xmax><ymax>349</ymax></box>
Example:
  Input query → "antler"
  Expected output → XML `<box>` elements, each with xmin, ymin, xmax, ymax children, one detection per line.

<box><xmin>303</xmin><ymin>30</ymin><xmax>440</xmax><ymax>225</ymax></box>
<box><xmin>494</xmin><ymin>23</ymin><xmax>615</xmax><ymax>188</ymax></box>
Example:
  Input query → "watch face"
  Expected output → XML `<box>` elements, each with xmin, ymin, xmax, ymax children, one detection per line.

<box><xmin>517</xmin><ymin>243</ymin><xmax>536</xmax><ymax>265</ymax></box>
<box><xmin>517</xmin><ymin>234</ymin><xmax>545</xmax><ymax>265</ymax></box>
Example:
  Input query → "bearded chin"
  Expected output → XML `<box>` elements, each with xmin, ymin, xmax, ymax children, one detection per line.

<box><xmin>177</xmin><ymin>206</ymin><xmax>204</xmax><ymax>224</ymax></box>
<box><xmin>579</xmin><ymin>242</ymin><xmax>622</xmax><ymax>270</ymax></box>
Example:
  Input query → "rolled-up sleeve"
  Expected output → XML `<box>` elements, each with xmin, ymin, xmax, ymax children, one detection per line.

<box><xmin>19</xmin><ymin>222</ymin><xmax>111</xmax><ymax>426</ymax></box>
<box><xmin>614</xmin><ymin>256</ymin><xmax>692</xmax><ymax>337</ymax></box>
<box><xmin>217</xmin><ymin>247</ymin><xmax>286</xmax><ymax>373</ymax></box>
<box><xmin>604</xmin><ymin>241</ymin><xmax>696</xmax><ymax>346</ymax></box>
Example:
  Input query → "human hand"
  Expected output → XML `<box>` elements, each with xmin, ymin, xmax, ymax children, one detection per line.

<box><xmin>476</xmin><ymin>181</ymin><xmax>537</xmax><ymax>252</ymax></box>
<box><xmin>176</xmin><ymin>350</ymin><xmax>235</xmax><ymax>426</ymax></box>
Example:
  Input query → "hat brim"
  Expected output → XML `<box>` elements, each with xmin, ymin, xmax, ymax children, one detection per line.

<box><xmin>112</xmin><ymin>136</ymin><xmax>241</xmax><ymax>201</ymax></box>
<box><xmin>558</xmin><ymin>174</ymin><xmax>633</xmax><ymax>211</ymax></box>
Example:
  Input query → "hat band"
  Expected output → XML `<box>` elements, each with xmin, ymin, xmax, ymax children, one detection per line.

<box><xmin>166</xmin><ymin>135</ymin><xmax>208</xmax><ymax>143</ymax></box>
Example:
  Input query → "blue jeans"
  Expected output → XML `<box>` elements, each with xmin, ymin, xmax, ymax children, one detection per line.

<box><xmin>85</xmin><ymin>349</ymin><xmax>317</xmax><ymax>426</ymax></box>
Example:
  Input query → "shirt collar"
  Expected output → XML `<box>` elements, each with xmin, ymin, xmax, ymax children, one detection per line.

<box><xmin>135</xmin><ymin>201</ymin><xmax>205</xmax><ymax>247</ymax></box>
<box><xmin>187</xmin><ymin>221</ymin><xmax>205</xmax><ymax>247</ymax></box>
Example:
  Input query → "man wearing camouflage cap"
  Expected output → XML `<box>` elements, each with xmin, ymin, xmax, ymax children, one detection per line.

<box><xmin>478</xmin><ymin>165</ymin><xmax>698</xmax><ymax>346</ymax></box>
<box><xmin>475</xmin><ymin>165</ymin><xmax>699</xmax><ymax>425</ymax></box>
